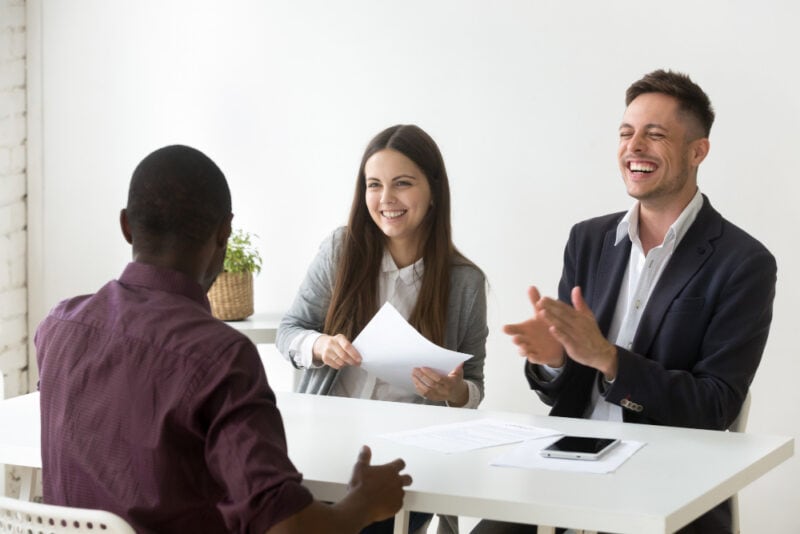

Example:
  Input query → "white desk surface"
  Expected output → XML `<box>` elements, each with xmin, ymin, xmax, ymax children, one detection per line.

<box><xmin>277</xmin><ymin>393</ymin><xmax>792</xmax><ymax>533</ymax></box>
<box><xmin>0</xmin><ymin>391</ymin><xmax>793</xmax><ymax>533</ymax></box>
<box><xmin>0</xmin><ymin>393</ymin><xmax>41</xmax><ymax>468</ymax></box>
<box><xmin>224</xmin><ymin>312</ymin><xmax>283</xmax><ymax>344</ymax></box>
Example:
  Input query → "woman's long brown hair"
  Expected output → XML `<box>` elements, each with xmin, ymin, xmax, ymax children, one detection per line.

<box><xmin>323</xmin><ymin>124</ymin><xmax>475</xmax><ymax>345</ymax></box>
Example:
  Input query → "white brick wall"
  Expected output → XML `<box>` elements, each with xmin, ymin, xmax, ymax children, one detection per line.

<box><xmin>1</xmin><ymin>0</ymin><xmax>28</xmax><ymax>401</ymax></box>
<box><xmin>1</xmin><ymin>0</ymin><xmax>28</xmax><ymax>497</ymax></box>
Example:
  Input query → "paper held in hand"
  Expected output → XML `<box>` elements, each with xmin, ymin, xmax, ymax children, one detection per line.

<box><xmin>352</xmin><ymin>302</ymin><xmax>471</xmax><ymax>392</ymax></box>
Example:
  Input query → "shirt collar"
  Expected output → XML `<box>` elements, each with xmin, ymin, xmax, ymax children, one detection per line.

<box><xmin>615</xmin><ymin>189</ymin><xmax>704</xmax><ymax>248</ymax></box>
<box><xmin>381</xmin><ymin>249</ymin><xmax>424</xmax><ymax>285</ymax></box>
<box><xmin>119</xmin><ymin>261</ymin><xmax>211</xmax><ymax>309</ymax></box>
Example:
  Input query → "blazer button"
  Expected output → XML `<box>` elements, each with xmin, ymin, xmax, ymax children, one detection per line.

<box><xmin>620</xmin><ymin>398</ymin><xmax>643</xmax><ymax>412</ymax></box>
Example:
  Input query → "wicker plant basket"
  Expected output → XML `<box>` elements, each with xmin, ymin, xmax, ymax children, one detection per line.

<box><xmin>207</xmin><ymin>272</ymin><xmax>254</xmax><ymax>321</ymax></box>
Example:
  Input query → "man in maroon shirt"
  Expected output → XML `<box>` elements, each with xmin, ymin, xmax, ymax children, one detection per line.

<box><xmin>35</xmin><ymin>145</ymin><xmax>412</xmax><ymax>534</ymax></box>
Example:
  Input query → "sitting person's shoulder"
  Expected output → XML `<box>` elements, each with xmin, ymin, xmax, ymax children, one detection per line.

<box><xmin>315</xmin><ymin>226</ymin><xmax>347</xmax><ymax>262</ymax></box>
<box><xmin>450</xmin><ymin>257</ymin><xmax>486</xmax><ymax>287</ymax></box>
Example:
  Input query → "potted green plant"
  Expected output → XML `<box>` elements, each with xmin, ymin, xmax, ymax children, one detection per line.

<box><xmin>207</xmin><ymin>229</ymin><xmax>263</xmax><ymax>321</ymax></box>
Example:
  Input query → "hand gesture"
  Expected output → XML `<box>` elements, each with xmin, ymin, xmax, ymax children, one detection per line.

<box><xmin>537</xmin><ymin>286</ymin><xmax>618</xmax><ymax>379</ymax></box>
<box><xmin>347</xmin><ymin>446</ymin><xmax>412</xmax><ymax>524</ymax></box>
<box><xmin>313</xmin><ymin>334</ymin><xmax>362</xmax><ymax>369</ymax></box>
<box><xmin>503</xmin><ymin>286</ymin><xmax>565</xmax><ymax>367</ymax></box>
<box><xmin>412</xmin><ymin>364</ymin><xmax>469</xmax><ymax>406</ymax></box>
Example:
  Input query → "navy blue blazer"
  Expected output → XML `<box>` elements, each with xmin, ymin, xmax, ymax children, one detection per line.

<box><xmin>526</xmin><ymin>195</ymin><xmax>776</xmax><ymax>431</ymax></box>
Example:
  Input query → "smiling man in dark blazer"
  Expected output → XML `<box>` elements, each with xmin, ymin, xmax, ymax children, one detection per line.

<box><xmin>483</xmin><ymin>70</ymin><xmax>777</xmax><ymax>534</ymax></box>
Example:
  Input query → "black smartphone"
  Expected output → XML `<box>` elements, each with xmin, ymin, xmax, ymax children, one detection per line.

<box><xmin>539</xmin><ymin>436</ymin><xmax>620</xmax><ymax>460</ymax></box>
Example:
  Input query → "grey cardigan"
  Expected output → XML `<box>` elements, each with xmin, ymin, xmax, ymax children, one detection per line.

<box><xmin>276</xmin><ymin>228</ymin><xmax>488</xmax><ymax>407</ymax></box>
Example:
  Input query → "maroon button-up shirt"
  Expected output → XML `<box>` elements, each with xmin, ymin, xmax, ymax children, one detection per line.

<box><xmin>35</xmin><ymin>262</ymin><xmax>313</xmax><ymax>534</ymax></box>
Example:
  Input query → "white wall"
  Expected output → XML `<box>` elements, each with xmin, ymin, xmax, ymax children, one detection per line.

<box><xmin>27</xmin><ymin>1</ymin><xmax>799</xmax><ymax>531</ymax></box>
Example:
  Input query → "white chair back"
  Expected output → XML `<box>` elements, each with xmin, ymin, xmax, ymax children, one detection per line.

<box><xmin>0</xmin><ymin>496</ymin><xmax>136</xmax><ymax>534</ymax></box>
<box><xmin>729</xmin><ymin>390</ymin><xmax>752</xmax><ymax>433</ymax></box>
<box><xmin>728</xmin><ymin>390</ymin><xmax>752</xmax><ymax>534</ymax></box>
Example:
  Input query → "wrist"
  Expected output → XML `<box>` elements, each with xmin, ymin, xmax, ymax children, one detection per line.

<box><xmin>600</xmin><ymin>344</ymin><xmax>618</xmax><ymax>381</ymax></box>
<box><xmin>311</xmin><ymin>335</ymin><xmax>328</xmax><ymax>365</ymax></box>
<box><xmin>447</xmin><ymin>380</ymin><xmax>469</xmax><ymax>407</ymax></box>
<box><xmin>547</xmin><ymin>353</ymin><xmax>566</xmax><ymax>368</ymax></box>
<box><xmin>331</xmin><ymin>495</ymin><xmax>371</xmax><ymax>532</ymax></box>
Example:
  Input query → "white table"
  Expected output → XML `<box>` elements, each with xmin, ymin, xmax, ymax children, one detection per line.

<box><xmin>0</xmin><ymin>393</ymin><xmax>41</xmax><ymax>500</ymax></box>
<box><xmin>225</xmin><ymin>313</ymin><xmax>302</xmax><ymax>392</ymax></box>
<box><xmin>278</xmin><ymin>393</ymin><xmax>793</xmax><ymax>533</ymax></box>
<box><xmin>0</xmin><ymin>392</ymin><xmax>793</xmax><ymax>533</ymax></box>
<box><xmin>224</xmin><ymin>312</ymin><xmax>283</xmax><ymax>344</ymax></box>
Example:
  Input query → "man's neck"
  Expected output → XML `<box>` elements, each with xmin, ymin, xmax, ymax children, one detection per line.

<box><xmin>637</xmin><ymin>189</ymin><xmax>698</xmax><ymax>254</ymax></box>
<box><xmin>132</xmin><ymin>247</ymin><xmax>211</xmax><ymax>289</ymax></box>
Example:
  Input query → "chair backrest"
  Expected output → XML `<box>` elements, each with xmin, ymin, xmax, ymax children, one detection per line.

<box><xmin>727</xmin><ymin>390</ymin><xmax>752</xmax><ymax>534</ymax></box>
<box><xmin>729</xmin><ymin>390</ymin><xmax>752</xmax><ymax>433</ymax></box>
<box><xmin>0</xmin><ymin>496</ymin><xmax>136</xmax><ymax>534</ymax></box>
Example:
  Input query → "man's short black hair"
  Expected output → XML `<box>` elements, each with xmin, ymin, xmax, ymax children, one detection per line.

<box><xmin>626</xmin><ymin>69</ymin><xmax>715</xmax><ymax>138</ymax></box>
<box><xmin>126</xmin><ymin>145</ymin><xmax>231</xmax><ymax>252</ymax></box>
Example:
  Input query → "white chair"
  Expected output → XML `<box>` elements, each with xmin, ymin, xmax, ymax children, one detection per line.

<box><xmin>0</xmin><ymin>496</ymin><xmax>136</xmax><ymax>534</ymax></box>
<box><xmin>729</xmin><ymin>390</ymin><xmax>752</xmax><ymax>433</ymax></box>
<box><xmin>728</xmin><ymin>390</ymin><xmax>752</xmax><ymax>534</ymax></box>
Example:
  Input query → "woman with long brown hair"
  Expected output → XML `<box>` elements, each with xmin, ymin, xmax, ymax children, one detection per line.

<box><xmin>277</xmin><ymin>124</ymin><xmax>488</xmax><ymax>533</ymax></box>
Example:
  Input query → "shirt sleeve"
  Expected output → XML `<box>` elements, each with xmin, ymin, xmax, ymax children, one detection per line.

<box><xmin>536</xmin><ymin>364</ymin><xmax>564</xmax><ymax>382</ymax></box>
<box><xmin>290</xmin><ymin>330</ymin><xmax>324</xmax><ymax>369</ymax></box>
<box><xmin>197</xmin><ymin>337</ymin><xmax>314</xmax><ymax>533</ymax></box>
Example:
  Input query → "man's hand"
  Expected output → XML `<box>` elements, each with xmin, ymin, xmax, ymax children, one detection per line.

<box><xmin>312</xmin><ymin>334</ymin><xmax>362</xmax><ymax>369</ymax></box>
<box><xmin>412</xmin><ymin>364</ymin><xmax>469</xmax><ymax>406</ymax></box>
<box><xmin>537</xmin><ymin>286</ymin><xmax>618</xmax><ymax>380</ymax></box>
<box><xmin>503</xmin><ymin>286</ymin><xmax>565</xmax><ymax>367</ymax></box>
<box><xmin>265</xmin><ymin>446</ymin><xmax>412</xmax><ymax>534</ymax></box>
<box><xmin>345</xmin><ymin>446</ymin><xmax>412</xmax><ymax>524</ymax></box>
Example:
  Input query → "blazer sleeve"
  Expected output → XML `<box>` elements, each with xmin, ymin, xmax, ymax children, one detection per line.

<box><xmin>275</xmin><ymin>229</ymin><xmax>340</xmax><ymax>368</ymax></box>
<box><xmin>605</xmin><ymin>246</ymin><xmax>776</xmax><ymax>429</ymax></box>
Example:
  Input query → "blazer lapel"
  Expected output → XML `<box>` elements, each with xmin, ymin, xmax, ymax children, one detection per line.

<box><xmin>633</xmin><ymin>197</ymin><xmax>722</xmax><ymax>354</ymax></box>
<box><xmin>592</xmin><ymin>228</ymin><xmax>631</xmax><ymax>336</ymax></box>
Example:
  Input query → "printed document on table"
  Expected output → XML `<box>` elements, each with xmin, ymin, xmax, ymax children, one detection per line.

<box><xmin>491</xmin><ymin>436</ymin><xmax>646</xmax><ymax>474</ymax></box>
<box><xmin>381</xmin><ymin>418</ymin><xmax>562</xmax><ymax>454</ymax></box>
<box><xmin>353</xmin><ymin>302</ymin><xmax>470</xmax><ymax>392</ymax></box>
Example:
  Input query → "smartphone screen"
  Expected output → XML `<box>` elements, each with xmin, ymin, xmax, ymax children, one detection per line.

<box><xmin>540</xmin><ymin>436</ymin><xmax>620</xmax><ymax>460</ymax></box>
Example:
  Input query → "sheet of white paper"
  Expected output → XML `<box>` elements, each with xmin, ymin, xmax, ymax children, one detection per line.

<box><xmin>352</xmin><ymin>302</ymin><xmax>471</xmax><ymax>392</ymax></box>
<box><xmin>381</xmin><ymin>418</ymin><xmax>562</xmax><ymax>454</ymax></box>
<box><xmin>491</xmin><ymin>435</ymin><xmax>646</xmax><ymax>474</ymax></box>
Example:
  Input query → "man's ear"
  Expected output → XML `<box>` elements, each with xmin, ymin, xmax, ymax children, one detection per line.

<box><xmin>690</xmin><ymin>138</ymin><xmax>710</xmax><ymax>167</ymax></box>
<box><xmin>120</xmin><ymin>209</ymin><xmax>133</xmax><ymax>244</ymax></box>
<box><xmin>216</xmin><ymin>213</ymin><xmax>233</xmax><ymax>247</ymax></box>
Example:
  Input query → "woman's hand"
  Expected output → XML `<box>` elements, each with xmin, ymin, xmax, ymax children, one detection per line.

<box><xmin>412</xmin><ymin>364</ymin><xmax>469</xmax><ymax>406</ymax></box>
<box><xmin>312</xmin><ymin>334</ymin><xmax>362</xmax><ymax>369</ymax></box>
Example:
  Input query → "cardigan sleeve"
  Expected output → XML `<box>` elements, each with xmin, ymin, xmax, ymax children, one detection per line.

<box><xmin>447</xmin><ymin>264</ymin><xmax>489</xmax><ymax>407</ymax></box>
<box><xmin>276</xmin><ymin>229</ymin><xmax>341</xmax><ymax>369</ymax></box>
